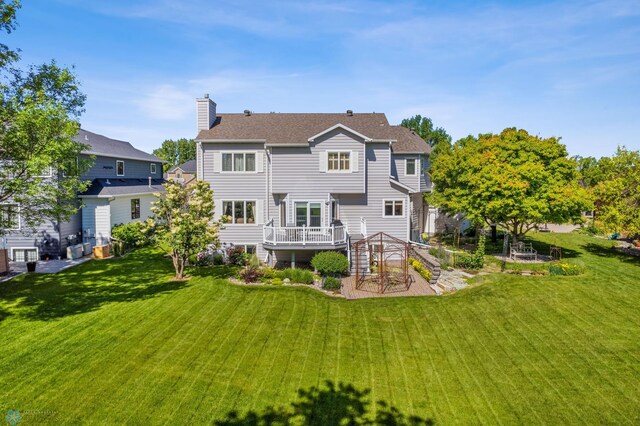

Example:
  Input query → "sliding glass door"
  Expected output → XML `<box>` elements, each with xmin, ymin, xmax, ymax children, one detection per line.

<box><xmin>295</xmin><ymin>202</ymin><xmax>322</xmax><ymax>227</ymax></box>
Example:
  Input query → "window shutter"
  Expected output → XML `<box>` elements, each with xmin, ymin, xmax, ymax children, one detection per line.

<box><xmin>319</xmin><ymin>151</ymin><xmax>327</xmax><ymax>173</ymax></box>
<box><xmin>351</xmin><ymin>151</ymin><xmax>359</xmax><ymax>173</ymax></box>
<box><xmin>214</xmin><ymin>200</ymin><xmax>222</xmax><ymax>220</ymax></box>
<box><xmin>213</xmin><ymin>152</ymin><xmax>221</xmax><ymax>173</ymax></box>
<box><xmin>256</xmin><ymin>199</ymin><xmax>264</xmax><ymax>224</ymax></box>
<box><xmin>256</xmin><ymin>151</ymin><xmax>264</xmax><ymax>173</ymax></box>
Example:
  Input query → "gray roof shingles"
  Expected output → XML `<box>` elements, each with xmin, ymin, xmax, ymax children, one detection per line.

<box><xmin>195</xmin><ymin>113</ymin><xmax>430</xmax><ymax>154</ymax></box>
<box><xmin>76</xmin><ymin>129</ymin><xmax>165</xmax><ymax>163</ymax></box>
<box><xmin>168</xmin><ymin>159</ymin><xmax>197</xmax><ymax>174</ymax></box>
<box><xmin>80</xmin><ymin>178</ymin><xmax>166</xmax><ymax>197</ymax></box>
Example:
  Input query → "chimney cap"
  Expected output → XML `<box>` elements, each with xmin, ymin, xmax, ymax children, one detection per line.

<box><xmin>244</xmin><ymin>109</ymin><xmax>252</xmax><ymax>116</ymax></box>
<box><xmin>204</xmin><ymin>93</ymin><xmax>209</xmax><ymax>98</ymax></box>
<box><xmin>346</xmin><ymin>109</ymin><xmax>353</xmax><ymax>116</ymax></box>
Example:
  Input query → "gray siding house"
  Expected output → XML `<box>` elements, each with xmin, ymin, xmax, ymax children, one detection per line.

<box><xmin>2</xmin><ymin>129</ymin><xmax>164</xmax><ymax>260</ymax></box>
<box><xmin>194</xmin><ymin>95</ymin><xmax>433</xmax><ymax>267</ymax></box>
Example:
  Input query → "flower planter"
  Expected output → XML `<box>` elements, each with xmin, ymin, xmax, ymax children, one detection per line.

<box><xmin>26</xmin><ymin>261</ymin><xmax>37</xmax><ymax>272</ymax></box>
<box><xmin>93</xmin><ymin>245</ymin><xmax>110</xmax><ymax>259</ymax></box>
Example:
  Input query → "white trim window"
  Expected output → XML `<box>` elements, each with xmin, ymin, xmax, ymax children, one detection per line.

<box><xmin>327</xmin><ymin>151</ymin><xmax>350</xmax><ymax>172</ymax></box>
<box><xmin>12</xmin><ymin>247</ymin><xmax>38</xmax><ymax>262</ymax></box>
<box><xmin>150</xmin><ymin>163</ymin><xmax>157</xmax><ymax>174</ymax></box>
<box><xmin>0</xmin><ymin>204</ymin><xmax>20</xmax><ymax>230</ymax></box>
<box><xmin>405</xmin><ymin>158</ymin><xmax>417</xmax><ymax>176</ymax></box>
<box><xmin>222</xmin><ymin>152</ymin><xmax>256</xmax><ymax>172</ymax></box>
<box><xmin>383</xmin><ymin>200</ymin><xmax>404</xmax><ymax>217</ymax></box>
<box><xmin>223</xmin><ymin>200</ymin><xmax>256</xmax><ymax>224</ymax></box>
<box><xmin>116</xmin><ymin>160</ymin><xmax>125</xmax><ymax>176</ymax></box>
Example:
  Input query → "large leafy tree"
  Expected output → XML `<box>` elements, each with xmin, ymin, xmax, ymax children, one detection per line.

<box><xmin>430</xmin><ymin>128</ymin><xmax>592</xmax><ymax>241</ymax></box>
<box><xmin>400</xmin><ymin>115</ymin><xmax>452</xmax><ymax>157</ymax></box>
<box><xmin>0</xmin><ymin>1</ymin><xmax>91</xmax><ymax>233</ymax></box>
<box><xmin>152</xmin><ymin>138</ymin><xmax>196</xmax><ymax>171</ymax></box>
<box><xmin>144</xmin><ymin>181</ymin><xmax>221</xmax><ymax>279</ymax></box>
<box><xmin>592</xmin><ymin>147</ymin><xmax>640</xmax><ymax>237</ymax></box>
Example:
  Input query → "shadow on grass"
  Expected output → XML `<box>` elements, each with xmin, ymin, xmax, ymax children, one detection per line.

<box><xmin>581</xmin><ymin>242</ymin><xmax>640</xmax><ymax>267</ymax></box>
<box><xmin>0</xmin><ymin>249</ymin><xmax>186</xmax><ymax>322</ymax></box>
<box><xmin>188</xmin><ymin>265</ymin><xmax>238</xmax><ymax>280</ymax></box>
<box><xmin>522</xmin><ymin>237</ymin><xmax>581</xmax><ymax>259</ymax></box>
<box><xmin>214</xmin><ymin>380</ymin><xmax>433</xmax><ymax>426</ymax></box>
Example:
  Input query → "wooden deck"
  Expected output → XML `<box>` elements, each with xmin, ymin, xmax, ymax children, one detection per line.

<box><xmin>341</xmin><ymin>268</ymin><xmax>436</xmax><ymax>300</ymax></box>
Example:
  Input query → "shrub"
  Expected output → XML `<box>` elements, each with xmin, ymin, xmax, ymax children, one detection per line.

<box><xmin>261</xmin><ymin>267</ymin><xmax>279</xmax><ymax>280</ymax></box>
<box><xmin>271</xmin><ymin>278</ymin><xmax>284</xmax><ymax>285</ymax></box>
<box><xmin>212</xmin><ymin>254</ymin><xmax>225</xmax><ymax>265</ymax></box>
<box><xmin>548</xmin><ymin>262</ymin><xmax>583</xmax><ymax>276</ymax></box>
<box><xmin>408</xmin><ymin>257</ymin><xmax>433</xmax><ymax>282</ymax></box>
<box><xmin>311</xmin><ymin>251</ymin><xmax>349</xmax><ymax>276</ymax></box>
<box><xmin>280</xmin><ymin>268</ymin><xmax>314</xmax><ymax>284</ymax></box>
<box><xmin>111</xmin><ymin>222</ymin><xmax>148</xmax><ymax>249</ymax></box>
<box><xmin>455</xmin><ymin>235</ymin><xmax>485</xmax><ymax>270</ymax></box>
<box><xmin>227</xmin><ymin>245</ymin><xmax>248</xmax><ymax>266</ymax></box>
<box><xmin>240</xmin><ymin>267</ymin><xmax>262</xmax><ymax>283</ymax></box>
<box><xmin>248</xmin><ymin>253</ymin><xmax>261</xmax><ymax>269</ymax></box>
<box><xmin>112</xmin><ymin>240</ymin><xmax>125</xmax><ymax>257</ymax></box>
<box><xmin>322</xmin><ymin>276</ymin><xmax>342</xmax><ymax>291</ymax></box>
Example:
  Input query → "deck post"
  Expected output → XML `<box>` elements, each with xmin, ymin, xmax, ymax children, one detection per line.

<box><xmin>291</xmin><ymin>251</ymin><xmax>296</xmax><ymax>269</ymax></box>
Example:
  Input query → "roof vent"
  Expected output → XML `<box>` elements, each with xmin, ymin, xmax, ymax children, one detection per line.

<box><xmin>244</xmin><ymin>110</ymin><xmax>252</xmax><ymax>116</ymax></box>
<box><xmin>85</xmin><ymin>134</ymin><xmax>89</xmax><ymax>141</ymax></box>
<box><xmin>204</xmin><ymin>93</ymin><xmax>209</xmax><ymax>98</ymax></box>
<box><xmin>346</xmin><ymin>110</ymin><xmax>353</xmax><ymax>116</ymax></box>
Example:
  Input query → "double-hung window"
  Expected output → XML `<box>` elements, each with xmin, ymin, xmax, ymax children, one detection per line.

<box><xmin>405</xmin><ymin>158</ymin><xmax>417</xmax><ymax>176</ymax></box>
<box><xmin>116</xmin><ymin>160</ymin><xmax>125</xmax><ymax>176</ymax></box>
<box><xmin>222</xmin><ymin>153</ymin><xmax>256</xmax><ymax>172</ymax></box>
<box><xmin>383</xmin><ymin>200</ymin><xmax>404</xmax><ymax>217</ymax></box>
<box><xmin>0</xmin><ymin>204</ymin><xmax>20</xmax><ymax>230</ymax></box>
<box><xmin>223</xmin><ymin>201</ymin><xmax>256</xmax><ymax>224</ymax></box>
<box><xmin>327</xmin><ymin>151</ymin><xmax>350</xmax><ymax>172</ymax></box>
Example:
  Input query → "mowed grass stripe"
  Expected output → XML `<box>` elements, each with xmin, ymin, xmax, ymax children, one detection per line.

<box><xmin>110</xmin><ymin>282</ymin><xmax>239</xmax><ymax>423</ymax></box>
<box><xmin>402</xmin><ymin>301</ymin><xmax>456</xmax><ymax>421</ymax></box>
<box><xmin>204</xmin><ymin>289</ymin><xmax>285</xmax><ymax>417</ymax></box>
<box><xmin>162</xmin><ymin>290</ymin><xmax>266</xmax><ymax>423</ymax></box>
<box><xmin>462</xmin><ymin>302</ymin><xmax>546</xmax><ymax>424</ymax></box>
<box><xmin>1</xmin><ymin>277</ymin><xmax>193</xmax><ymax>407</ymax></box>
<box><xmin>494</xmin><ymin>297</ymin><xmax>591</xmax><ymax>423</ymax></box>
<box><xmin>473</xmin><ymin>296</ymin><xmax>580</xmax><ymax>424</ymax></box>
<box><xmin>88</xmin><ymin>285</ymin><xmax>223</xmax><ymax>423</ymax></box>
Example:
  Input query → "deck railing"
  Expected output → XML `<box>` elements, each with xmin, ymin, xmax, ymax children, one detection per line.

<box><xmin>263</xmin><ymin>224</ymin><xmax>347</xmax><ymax>246</ymax></box>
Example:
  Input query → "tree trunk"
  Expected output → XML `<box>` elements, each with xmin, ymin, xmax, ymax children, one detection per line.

<box><xmin>491</xmin><ymin>224</ymin><xmax>497</xmax><ymax>243</ymax></box>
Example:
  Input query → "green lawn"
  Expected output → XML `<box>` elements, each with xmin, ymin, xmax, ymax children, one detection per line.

<box><xmin>1</xmin><ymin>233</ymin><xmax>639</xmax><ymax>424</ymax></box>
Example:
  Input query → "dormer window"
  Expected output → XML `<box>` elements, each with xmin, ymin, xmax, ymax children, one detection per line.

<box><xmin>150</xmin><ymin>163</ymin><xmax>157</xmax><ymax>174</ymax></box>
<box><xmin>405</xmin><ymin>158</ymin><xmax>417</xmax><ymax>176</ymax></box>
<box><xmin>116</xmin><ymin>160</ymin><xmax>125</xmax><ymax>176</ymax></box>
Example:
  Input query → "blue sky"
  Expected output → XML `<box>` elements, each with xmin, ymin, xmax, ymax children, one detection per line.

<box><xmin>10</xmin><ymin>0</ymin><xmax>640</xmax><ymax>157</ymax></box>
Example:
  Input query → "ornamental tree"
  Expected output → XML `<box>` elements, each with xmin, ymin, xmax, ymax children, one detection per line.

<box><xmin>145</xmin><ymin>180</ymin><xmax>221</xmax><ymax>280</ymax></box>
<box><xmin>0</xmin><ymin>1</ymin><xmax>91</xmax><ymax>234</ymax></box>
<box><xmin>592</xmin><ymin>147</ymin><xmax>640</xmax><ymax>237</ymax></box>
<box><xmin>430</xmin><ymin>128</ymin><xmax>592</xmax><ymax>241</ymax></box>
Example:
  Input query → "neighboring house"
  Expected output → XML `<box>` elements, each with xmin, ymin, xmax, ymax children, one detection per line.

<box><xmin>2</xmin><ymin>129</ymin><xmax>164</xmax><ymax>260</ymax></box>
<box><xmin>194</xmin><ymin>94</ymin><xmax>433</xmax><ymax>267</ymax></box>
<box><xmin>167</xmin><ymin>159</ymin><xmax>196</xmax><ymax>185</ymax></box>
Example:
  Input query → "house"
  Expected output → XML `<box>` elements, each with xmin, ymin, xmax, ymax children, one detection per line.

<box><xmin>2</xmin><ymin>129</ymin><xmax>164</xmax><ymax>261</ymax></box>
<box><xmin>194</xmin><ymin>95</ymin><xmax>434</xmax><ymax>267</ymax></box>
<box><xmin>167</xmin><ymin>159</ymin><xmax>197</xmax><ymax>185</ymax></box>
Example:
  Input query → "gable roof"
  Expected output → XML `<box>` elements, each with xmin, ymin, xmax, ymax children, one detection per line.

<box><xmin>76</xmin><ymin>129</ymin><xmax>165</xmax><ymax>163</ymax></box>
<box><xmin>168</xmin><ymin>159</ymin><xmax>197</xmax><ymax>174</ymax></box>
<box><xmin>79</xmin><ymin>178</ymin><xmax>166</xmax><ymax>198</ymax></box>
<box><xmin>195</xmin><ymin>113</ymin><xmax>430</xmax><ymax>154</ymax></box>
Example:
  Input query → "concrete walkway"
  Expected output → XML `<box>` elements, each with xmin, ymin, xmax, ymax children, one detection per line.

<box><xmin>7</xmin><ymin>256</ymin><xmax>92</xmax><ymax>275</ymax></box>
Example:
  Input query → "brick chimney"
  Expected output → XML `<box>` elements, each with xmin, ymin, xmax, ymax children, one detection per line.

<box><xmin>196</xmin><ymin>93</ymin><xmax>217</xmax><ymax>131</ymax></box>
